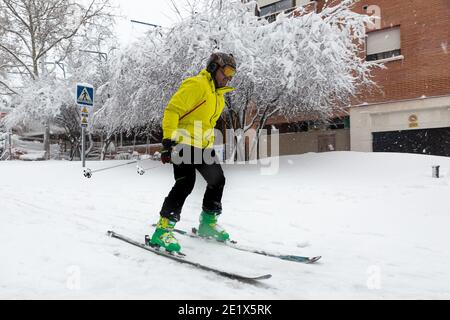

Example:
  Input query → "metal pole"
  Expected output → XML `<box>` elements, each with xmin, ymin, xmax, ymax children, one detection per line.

<box><xmin>8</xmin><ymin>130</ymin><xmax>12</xmax><ymax>160</ymax></box>
<box><xmin>82</xmin><ymin>126</ymin><xmax>86</xmax><ymax>168</ymax></box>
<box><xmin>130</xmin><ymin>20</ymin><xmax>161</xmax><ymax>28</ymax></box>
<box><xmin>432</xmin><ymin>165</ymin><xmax>440</xmax><ymax>178</ymax></box>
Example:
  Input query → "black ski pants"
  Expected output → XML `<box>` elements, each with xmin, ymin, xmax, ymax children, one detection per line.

<box><xmin>160</xmin><ymin>146</ymin><xmax>225</xmax><ymax>222</ymax></box>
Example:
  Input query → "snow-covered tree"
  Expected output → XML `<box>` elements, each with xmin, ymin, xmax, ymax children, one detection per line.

<box><xmin>0</xmin><ymin>0</ymin><xmax>115</xmax><ymax>80</ymax></box>
<box><xmin>101</xmin><ymin>0</ymin><xmax>379</xmax><ymax>157</ymax></box>
<box><xmin>3</xmin><ymin>75</ymin><xmax>72</xmax><ymax>130</ymax></box>
<box><xmin>0</xmin><ymin>0</ymin><xmax>115</xmax><ymax>159</ymax></box>
<box><xmin>241</xmin><ymin>0</ymin><xmax>380</xmax><ymax>139</ymax></box>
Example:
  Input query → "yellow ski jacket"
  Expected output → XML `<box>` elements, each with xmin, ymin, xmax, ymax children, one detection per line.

<box><xmin>162</xmin><ymin>69</ymin><xmax>234</xmax><ymax>149</ymax></box>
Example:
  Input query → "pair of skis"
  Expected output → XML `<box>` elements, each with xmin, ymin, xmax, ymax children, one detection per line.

<box><xmin>108</xmin><ymin>231</ymin><xmax>270</xmax><ymax>283</ymax></box>
<box><xmin>107</xmin><ymin>227</ymin><xmax>321</xmax><ymax>283</ymax></box>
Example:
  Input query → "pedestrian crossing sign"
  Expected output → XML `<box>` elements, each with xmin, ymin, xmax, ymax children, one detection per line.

<box><xmin>76</xmin><ymin>84</ymin><xmax>94</xmax><ymax>107</ymax></box>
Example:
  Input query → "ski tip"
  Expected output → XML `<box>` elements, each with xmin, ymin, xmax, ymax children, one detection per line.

<box><xmin>106</xmin><ymin>230</ymin><xmax>115</xmax><ymax>237</ymax></box>
<box><xmin>279</xmin><ymin>254</ymin><xmax>322</xmax><ymax>264</ymax></box>
<box><xmin>255</xmin><ymin>274</ymin><xmax>272</xmax><ymax>280</ymax></box>
<box><xmin>235</xmin><ymin>274</ymin><xmax>272</xmax><ymax>282</ymax></box>
<box><xmin>308</xmin><ymin>256</ymin><xmax>322</xmax><ymax>264</ymax></box>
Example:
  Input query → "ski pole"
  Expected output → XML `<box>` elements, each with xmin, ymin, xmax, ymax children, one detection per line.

<box><xmin>136</xmin><ymin>164</ymin><xmax>164</xmax><ymax>176</ymax></box>
<box><xmin>83</xmin><ymin>160</ymin><xmax>138</xmax><ymax>178</ymax></box>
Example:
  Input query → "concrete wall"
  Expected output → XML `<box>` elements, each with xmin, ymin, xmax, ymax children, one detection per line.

<box><xmin>350</xmin><ymin>95</ymin><xmax>450</xmax><ymax>152</ymax></box>
<box><xmin>263</xmin><ymin>128</ymin><xmax>350</xmax><ymax>156</ymax></box>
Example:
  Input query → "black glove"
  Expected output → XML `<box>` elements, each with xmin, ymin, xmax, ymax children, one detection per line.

<box><xmin>161</xmin><ymin>139</ymin><xmax>175</xmax><ymax>164</ymax></box>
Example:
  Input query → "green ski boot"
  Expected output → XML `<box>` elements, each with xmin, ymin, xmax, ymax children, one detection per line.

<box><xmin>197</xmin><ymin>211</ymin><xmax>230</xmax><ymax>242</ymax></box>
<box><xmin>149</xmin><ymin>217</ymin><xmax>181</xmax><ymax>253</ymax></box>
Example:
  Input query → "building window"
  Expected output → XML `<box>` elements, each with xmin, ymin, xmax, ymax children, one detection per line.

<box><xmin>258</xmin><ymin>0</ymin><xmax>316</xmax><ymax>21</ymax></box>
<box><xmin>327</xmin><ymin>117</ymin><xmax>349</xmax><ymax>130</ymax></box>
<box><xmin>260</xmin><ymin>0</ymin><xmax>295</xmax><ymax>17</ymax></box>
<box><xmin>259</xmin><ymin>0</ymin><xmax>315</xmax><ymax>16</ymax></box>
<box><xmin>366</xmin><ymin>27</ymin><xmax>401</xmax><ymax>61</ymax></box>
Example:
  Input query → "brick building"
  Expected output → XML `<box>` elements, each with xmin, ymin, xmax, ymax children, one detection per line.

<box><xmin>350</xmin><ymin>0</ymin><xmax>450</xmax><ymax>156</ymax></box>
<box><xmin>256</xmin><ymin>0</ymin><xmax>450</xmax><ymax>156</ymax></box>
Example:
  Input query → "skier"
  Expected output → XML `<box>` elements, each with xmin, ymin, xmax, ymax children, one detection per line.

<box><xmin>149</xmin><ymin>52</ymin><xmax>237</xmax><ymax>253</ymax></box>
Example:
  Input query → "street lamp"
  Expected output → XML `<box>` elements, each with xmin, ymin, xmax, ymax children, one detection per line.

<box><xmin>130</xmin><ymin>20</ymin><xmax>163</xmax><ymax>37</ymax></box>
<box><xmin>130</xmin><ymin>20</ymin><xmax>162</xmax><ymax>28</ymax></box>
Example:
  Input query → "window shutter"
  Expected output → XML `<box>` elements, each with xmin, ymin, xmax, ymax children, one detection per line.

<box><xmin>367</xmin><ymin>27</ymin><xmax>401</xmax><ymax>55</ymax></box>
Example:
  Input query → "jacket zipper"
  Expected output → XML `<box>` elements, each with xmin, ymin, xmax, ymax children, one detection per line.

<box><xmin>179</xmin><ymin>100</ymin><xmax>206</xmax><ymax>121</ymax></box>
<box><xmin>204</xmin><ymin>93</ymin><xmax>218</xmax><ymax>145</ymax></box>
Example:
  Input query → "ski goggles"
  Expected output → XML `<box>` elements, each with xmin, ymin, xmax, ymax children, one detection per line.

<box><xmin>222</xmin><ymin>65</ymin><xmax>236</xmax><ymax>78</ymax></box>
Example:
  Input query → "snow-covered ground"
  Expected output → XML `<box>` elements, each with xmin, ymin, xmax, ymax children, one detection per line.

<box><xmin>1</xmin><ymin>152</ymin><xmax>450</xmax><ymax>299</ymax></box>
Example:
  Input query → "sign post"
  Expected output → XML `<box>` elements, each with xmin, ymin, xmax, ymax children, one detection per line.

<box><xmin>76</xmin><ymin>83</ymin><xmax>94</xmax><ymax>168</ymax></box>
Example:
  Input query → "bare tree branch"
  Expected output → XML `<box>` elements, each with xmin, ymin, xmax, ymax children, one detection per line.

<box><xmin>0</xmin><ymin>79</ymin><xmax>18</xmax><ymax>94</ymax></box>
<box><xmin>2</xmin><ymin>0</ymin><xmax>32</xmax><ymax>31</ymax></box>
<box><xmin>36</xmin><ymin>0</ymin><xmax>110</xmax><ymax>60</ymax></box>
<box><xmin>0</xmin><ymin>25</ymin><xmax>32</xmax><ymax>52</ymax></box>
<box><xmin>169</xmin><ymin>0</ymin><xmax>184</xmax><ymax>20</ymax></box>
<box><xmin>0</xmin><ymin>43</ymin><xmax>35</xmax><ymax>79</ymax></box>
